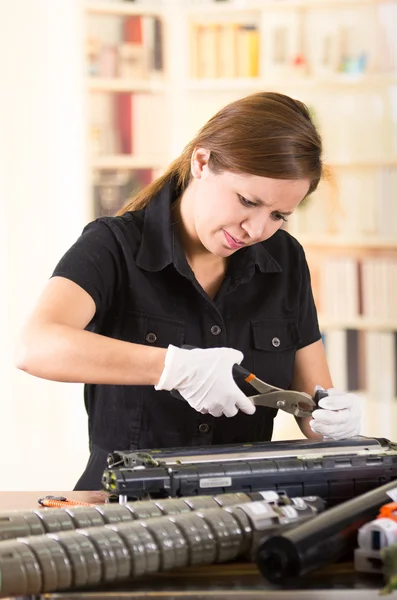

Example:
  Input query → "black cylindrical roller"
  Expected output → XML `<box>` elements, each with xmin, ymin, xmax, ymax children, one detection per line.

<box><xmin>257</xmin><ymin>479</ymin><xmax>397</xmax><ymax>583</ymax></box>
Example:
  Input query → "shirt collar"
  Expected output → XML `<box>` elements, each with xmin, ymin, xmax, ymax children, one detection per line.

<box><xmin>135</xmin><ymin>180</ymin><xmax>176</xmax><ymax>272</ymax></box>
<box><xmin>135</xmin><ymin>179</ymin><xmax>282</xmax><ymax>278</ymax></box>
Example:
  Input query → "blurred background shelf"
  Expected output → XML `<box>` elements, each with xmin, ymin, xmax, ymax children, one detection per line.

<box><xmin>186</xmin><ymin>0</ymin><xmax>393</xmax><ymax>15</ymax></box>
<box><xmin>91</xmin><ymin>155</ymin><xmax>165</xmax><ymax>169</ymax></box>
<box><xmin>86</xmin><ymin>1</ymin><xmax>165</xmax><ymax>17</ymax></box>
<box><xmin>84</xmin><ymin>0</ymin><xmax>397</xmax><ymax>400</ymax></box>
<box><xmin>87</xmin><ymin>77</ymin><xmax>165</xmax><ymax>92</ymax></box>
<box><xmin>186</xmin><ymin>73</ymin><xmax>397</xmax><ymax>91</ymax></box>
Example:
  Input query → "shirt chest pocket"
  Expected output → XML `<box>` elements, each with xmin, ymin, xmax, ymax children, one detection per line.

<box><xmin>250</xmin><ymin>319</ymin><xmax>300</xmax><ymax>390</ymax></box>
<box><xmin>121</xmin><ymin>311</ymin><xmax>185</xmax><ymax>349</ymax></box>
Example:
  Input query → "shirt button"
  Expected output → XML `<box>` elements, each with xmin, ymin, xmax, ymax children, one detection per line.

<box><xmin>146</xmin><ymin>332</ymin><xmax>157</xmax><ymax>344</ymax></box>
<box><xmin>272</xmin><ymin>337</ymin><xmax>281</xmax><ymax>348</ymax></box>
<box><xmin>210</xmin><ymin>325</ymin><xmax>222</xmax><ymax>336</ymax></box>
<box><xmin>199</xmin><ymin>423</ymin><xmax>210</xmax><ymax>434</ymax></box>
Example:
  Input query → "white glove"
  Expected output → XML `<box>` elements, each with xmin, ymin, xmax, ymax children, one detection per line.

<box><xmin>310</xmin><ymin>386</ymin><xmax>361</xmax><ymax>440</ymax></box>
<box><xmin>155</xmin><ymin>345</ymin><xmax>256</xmax><ymax>418</ymax></box>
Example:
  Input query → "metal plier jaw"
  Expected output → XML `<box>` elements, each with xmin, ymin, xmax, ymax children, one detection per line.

<box><xmin>170</xmin><ymin>346</ymin><xmax>327</xmax><ymax>418</ymax></box>
<box><xmin>233</xmin><ymin>365</ymin><xmax>327</xmax><ymax>418</ymax></box>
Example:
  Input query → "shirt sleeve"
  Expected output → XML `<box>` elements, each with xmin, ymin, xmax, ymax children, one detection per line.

<box><xmin>51</xmin><ymin>219</ymin><xmax>123</xmax><ymax>318</ymax></box>
<box><xmin>297</xmin><ymin>245</ymin><xmax>321</xmax><ymax>350</ymax></box>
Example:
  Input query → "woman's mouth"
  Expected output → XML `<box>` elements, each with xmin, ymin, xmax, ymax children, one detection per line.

<box><xmin>223</xmin><ymin>230</ymin><xmax>246</xmax><ymax>249</ymax></box>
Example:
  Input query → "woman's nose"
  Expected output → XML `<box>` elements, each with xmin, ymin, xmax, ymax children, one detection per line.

<box><xmin>241</xmin><ymin>215</ymin><xmax>268</xmax><ymax>241</ymax></box>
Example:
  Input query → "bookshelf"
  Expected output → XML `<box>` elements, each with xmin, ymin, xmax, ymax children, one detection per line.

<box><xmin>83</xmin><ymin>0</ymin><xmax>397</xmax><ymax>398</ymax></box>
<box><xmin>84</xmin><ymin>0</ymin><xmax>168</xmax><ymax>219</ymax></box>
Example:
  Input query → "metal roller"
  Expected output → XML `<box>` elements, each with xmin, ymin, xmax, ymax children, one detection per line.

<box><xmin>63</xmin><ymin>507</ymin><xmax>105</xmax><ymax>529</ymax></box>
<box><xmin>0</xmin><ymin>511</ymin><xmax>45</xmax><ymax>541</ymax></box>
<box><xmin>225</xmin><ymin>506</ymin><xmax>253</xmax><ymax>557</ymax></box>
<box><xmin>123</xmin><ymin>501</ymin><xmax>163</xmax><ymax>520</ymax></box>
<box><xmin>94</xmin><ymin>503</ymin><xmax>134</xmax><ymax>524</ymax></box>
<box><xmin>0</xmin><ymin>493</ymin><xmax>263</xmax><ymax>542</ymax></box>
<box><xmin>0</xmin><ymin>494</ymin><xmax>324</xmax><ymax>596</ymax></box>
<box><xmin>33</xmin><ymin>508</ymin><xmax>75</xmax><ymax>534</ymax></box>
<box><xmin>168</xmin><ymin>511</ymin><xmax>217</xmax><ymax>566</ymax></box>
<box><xmin>198</xmin><ymin>508</ymin><xmax>243</xmax><ymax>562</ymax></box>
<box><xmin>78</xmin><ymin>527</ymin><xmax>130</xmax><ymax>583</ymax></box>
<box><xmin>47</xmin><ymin>530</ymin><xmax>100</xmax><ymax>589</ymax></box>
<box><xmin>0</xmin><ymin>539</ymin><xmax>42</xmax><ymax>596</ymax></box>
<box><xmin>19</xmin><ymin>534</ymin><xmax>72</xmax><ymax>591</ymax></box>
<box><xmin>152</xmin><ymin>498</ymin><xmax>192</xmax><ymax>515</ymax></box>
<box><xmin>108</xmin><ymin>521</ymin><xmax>159</xmax><ymax>576</ymax></box>
<box><xmin>141</xmin><ymin>518</ymin><xmax>187</xmax><ymax>571</ymax></box>
<box><xmin>213</xmin><ymin>492</ymin><xmax>251</xmax><ymax>507</ymax></box>
<box><xmin>183</xmin><ymin>496</ymin><xmax>220</xmax><ymax>511</ymax></box>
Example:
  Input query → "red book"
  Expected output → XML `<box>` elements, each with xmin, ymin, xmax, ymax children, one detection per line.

<box><xmin>123</xmin><ymin>16</ymin><xmax>143</xmax><ymax>44</ymax></box>
<box><xmin>114</xmin><ymin>93</ymin><xmax>133</xmax><ymax>155</ymax></box>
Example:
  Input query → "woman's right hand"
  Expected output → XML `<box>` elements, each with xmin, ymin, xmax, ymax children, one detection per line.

<box><xmin>155</xmin><ymin>345</ymin><xmax>256</xmax><ymax>418</ymax></box>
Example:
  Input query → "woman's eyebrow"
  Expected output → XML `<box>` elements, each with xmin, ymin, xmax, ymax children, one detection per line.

<box><xmin>250</xmin><ymin>194</ymin><xmax>293</xmax><ymax>215</ymax></box>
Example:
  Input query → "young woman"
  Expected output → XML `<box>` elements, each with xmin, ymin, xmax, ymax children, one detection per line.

<box><xmin>16</xmin><ymin>92</ymin><xmax>361</xmax><ymax>489</ymax></box>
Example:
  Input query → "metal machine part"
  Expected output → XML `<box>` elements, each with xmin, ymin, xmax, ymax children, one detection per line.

<box><xmin>108</xmin><ymin>437</ymin><xmax>394</xmax><ymax>467</ymax></box>
<box><xmin>257</xmin><ymin>479</ymin><xmax>397</xmax><ymax>583</ymax></box>
<box><xmin>102</xmin><ymin>437</ymin><xmax>397</xmax><ymax>504</ymax></box>
<box><xmin>0</xmin><ymin>496</ymin><xmax>323</xmax><ymax>596</ymax></box>
<box><xmin>0</xmin><ymin>491</ymin><xmax>282</xmax><ymax>543</ymax></box>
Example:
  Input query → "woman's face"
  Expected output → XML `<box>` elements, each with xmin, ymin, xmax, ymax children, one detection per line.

<box><xmin>183</xmin><ymin>150</ymin><xmax>311</xmax><ymax>258</ymax></box>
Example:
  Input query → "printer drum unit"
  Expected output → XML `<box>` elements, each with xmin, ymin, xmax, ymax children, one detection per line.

<box><xmin>102</xmin><ymin>437</ymin><xmax>397</xmax><ymax>503</ymax></box>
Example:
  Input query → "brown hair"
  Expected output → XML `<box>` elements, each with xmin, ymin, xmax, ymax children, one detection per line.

<box><xmin>118</xmin><ymin>92</ymin><xmax>323</xmax><ymax>215</ymax></box>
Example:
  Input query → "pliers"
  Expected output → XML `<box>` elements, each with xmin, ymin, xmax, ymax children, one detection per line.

<box><xmin>232</xmin><ymin>364</ymin><xmax>326</xmax><ymax>418</ymax></box>
<box><xmin>171</xmin><ymin>345</ymin><xmax>326</xmax><ymax>418</ymax></box>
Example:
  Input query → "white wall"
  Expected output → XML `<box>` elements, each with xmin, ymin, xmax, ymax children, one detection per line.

<box><xmin>0</xmin><ymin>0</ymin><xmax>90</xmax><ymax>489</ymax></box>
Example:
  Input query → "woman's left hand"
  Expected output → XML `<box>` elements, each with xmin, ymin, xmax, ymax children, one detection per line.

<box><xmin>309</xmin><ymin>387</ymin><xmax>362</xmax><ymax>440</ymax></box>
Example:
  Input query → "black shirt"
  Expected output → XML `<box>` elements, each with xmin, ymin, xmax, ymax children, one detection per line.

<box><xmin>53</xmin><ymin>180</ymin><xmax>321</xmax><ymax>454</ymax></box>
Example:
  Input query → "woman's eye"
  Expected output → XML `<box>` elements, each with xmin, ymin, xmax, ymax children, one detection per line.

<box><xmin>238</xmin><ymin>195</ymin><xmax>257</xmax><ymax>207</ymax></box>
<box><xmin>271</xmin><ymin>213</ymin><xmax>288</xmax><ymax>222</ymax></box>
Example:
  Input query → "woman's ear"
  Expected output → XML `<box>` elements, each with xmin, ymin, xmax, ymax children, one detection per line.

<box><xmin>191</xmin><ymin>147</ymin><xmax>211</xmax><ymax>179</ymax></box>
